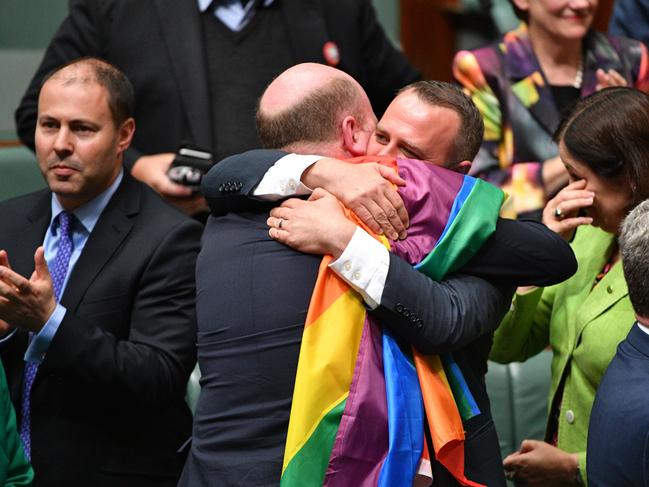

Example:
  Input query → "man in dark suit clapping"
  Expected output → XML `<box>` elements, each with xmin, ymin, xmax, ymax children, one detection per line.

<box><xmin>0</xmin><ymin>58</ymin><xmax>201</xmax><ymax>487</ymax></box>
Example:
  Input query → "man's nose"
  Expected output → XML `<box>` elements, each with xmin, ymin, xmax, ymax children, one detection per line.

<box><xmin>53</xmin><ymin>128</ymin><xmax>73</xmax><ymax>156</ymax></box>
<box><xmin>570</xmin><ymin>0</ymin><xmax>592</xmax><ymax>10</ymax></box>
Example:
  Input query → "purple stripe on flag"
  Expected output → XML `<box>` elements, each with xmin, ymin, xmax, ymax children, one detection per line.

<box><xmin>324</xmin><ymin>317</ymin><xmax>388</xmax><ymax>487</ymax></box>
<box><xmin>391</xmin><ymin>158</ymin><xmax>465</xmax><ymax>265</ymax></box>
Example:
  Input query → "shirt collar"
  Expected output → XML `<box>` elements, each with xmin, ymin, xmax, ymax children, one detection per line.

<box><xmin>197</xmin><ymin>0</ymin><xmax>275</xmax><ymax>12</ymax></box>
<box><xmin>638</xmin><ymin>321</ymin><xmax>649</xmax><ymax>337</ymax></box>
<box><xmin>49</xmin><ymin>169</ymin><xmax>124</xmax><ymax>235</ymax></box>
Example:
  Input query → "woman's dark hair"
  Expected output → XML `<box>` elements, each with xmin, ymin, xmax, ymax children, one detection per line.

<box><xmin>554</xmin><ymin>87</ymin><xmax>649</xmax><ymax>206</ymax></box>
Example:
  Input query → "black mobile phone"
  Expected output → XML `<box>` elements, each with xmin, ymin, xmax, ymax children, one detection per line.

<box><xmin>167</xmin><ymin>146</ymin><xmax>214</xmax><ymax>192</ymax></box>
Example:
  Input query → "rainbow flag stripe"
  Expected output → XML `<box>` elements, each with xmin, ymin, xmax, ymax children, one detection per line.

<box><xmin>281</xmin><ymin>157</ymin><xmax>504</xmax><ymax>486</ymax></box>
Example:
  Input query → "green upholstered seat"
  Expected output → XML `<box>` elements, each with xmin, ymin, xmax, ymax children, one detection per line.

<box><xmin>486</xmin><ymin>350</ymin><xmax>552</xmax><ymax>461</ymax></box>
<box><xmin>0</xmin><ymin>146</ymin><xmax>45</xmax><ymax>201</ymax></box>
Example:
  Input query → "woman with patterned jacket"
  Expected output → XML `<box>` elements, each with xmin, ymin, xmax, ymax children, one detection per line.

<box><xmin>453</xmin><ymin>0</ymin><xmax>649</xmax><ymax>220</ymax></box>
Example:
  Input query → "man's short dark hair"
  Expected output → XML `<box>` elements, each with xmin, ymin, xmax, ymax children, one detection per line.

<box><xmin>619</xmin><ymin>199</ymin><xmax>649</xmax><ymax>318</ymax></box>
<box><xmin>400</xmin><ymin>80</ymin><xmax>484</xmax><ymax>164</ymax></box>
<box><xmin>256</xmin><ymin>78</ymin><xmax>368</xmax><ymax>149</ymax></box>
<box><xmin>42</xmin><ymin>57</ymin><xmax>135</xmax><ymax>127</ymax></box>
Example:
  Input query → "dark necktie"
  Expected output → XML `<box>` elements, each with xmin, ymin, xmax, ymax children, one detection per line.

<box><xmin>19</xmin><ymin>211</ymin><xmax>74</xmax><ymax>459</ymax></box>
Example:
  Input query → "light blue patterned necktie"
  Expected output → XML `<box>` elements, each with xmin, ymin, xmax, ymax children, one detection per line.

<box><xmin>19</xmin><ymin>211</ymin><xmax>74</xmax><ymax>459</ymax></box>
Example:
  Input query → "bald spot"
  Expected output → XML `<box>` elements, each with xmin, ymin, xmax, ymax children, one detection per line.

<box><xmin>260</xmin><ymin>63</ymin><xmax>362</xmax><ymax>117</ymax></box>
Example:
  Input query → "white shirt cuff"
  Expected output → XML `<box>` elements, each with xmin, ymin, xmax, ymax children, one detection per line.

<box><xmin>252</xmin><ymin>153</ymin><xmax>321</xmax><ymax>199</ymax></box>
<box><xmin>329</xmin><ymin>227</ymin><xmax>390</xmax><ymax>309</ymax></box>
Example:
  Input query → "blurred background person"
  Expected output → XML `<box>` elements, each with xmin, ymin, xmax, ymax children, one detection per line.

<box><xmin>14</xmin><ymin>0</ymin><xmax>420</xmax><ymax>216</ymax></box>
<box><xmin>488</xmin><ymin>87</ymin><xmax>649</xmax><ymax>486</ymax></box>
<box><xmin>587</xmin><ymin>198</ymin><xmax>649</xmax><ymax>487</ymax></box>
<box><xmin>453</xmin><ymin>0</ymin><xmax>649</xmax><ymax>220</ymax></box>
<box><xmin>609</xmin><ymin>0</ymin><xmax>649</xmax><ymax>47</ymax></box>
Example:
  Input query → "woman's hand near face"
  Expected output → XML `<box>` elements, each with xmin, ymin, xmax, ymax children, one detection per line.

<box><xmin>596</xmin><ymin>68</ymin><xmax>628</xmax><ymax>91</ymax></box>
<box><xmin>543</xmin><ymin>179</ymin><xmax>594</xmax><ymax>240</ymax></box>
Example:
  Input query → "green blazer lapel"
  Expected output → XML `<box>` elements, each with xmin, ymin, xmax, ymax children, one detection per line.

<box><xmin>578</xmin><ymin>262</ymin><xmax>628</xmax><ymax>332</ymax></box>
<box><xmin>502</xmin><ymin>26</ymin><xmax>561</xmax><ymax>134</ymax></box>
<box><xmin>153</xmin><ymin>0</ymin><xmax>212</xmax><ymax>149</ymax></box>
<box><xmin>60</xmin><ymin>176</ymin><xmax>139</xmax><ymax>311</ymax></box>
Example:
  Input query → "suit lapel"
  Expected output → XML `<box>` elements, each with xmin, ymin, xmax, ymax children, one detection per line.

<box><xmin>60</xmin><ymin>176</ymin><xmax>139</xmax><ymax>311</ymax></box>
<box><xmin>581</xmin><ymin>31</ymin><xmax>626</xmax><ymax>97</ymax></box>
<box><xmin>502</xmin><ymin>26</ymin><xmax>561</xmax><ymax>135</ymax></box>
<box><xmin>280</xmin><ymin>0</ymin><xmax>329</xmax><ymax>64</ymax></box>
<box><xmin>153</xmin><ymin>0</ymin><xmax>213</xmax><ymax>148</ymax></box>
<box><xmin>18</xmin><ymin>191</ymin><xmax>52</xmax><ymax>278</ymax></box>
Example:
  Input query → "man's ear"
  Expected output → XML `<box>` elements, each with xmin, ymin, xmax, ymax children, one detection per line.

<box><xmin>341</xmin><ymin>115</ymin><xmax>367</xmax><ymax>157</ymax></box>
<box><xmin>451</xmin><ymin>160</ymin><xmax>472</xmax><ymax>175</ymax></box>
<box><xmin>116</xmin><ymin>117</ymin><xmax>136</xmax><ymax>154</ymax></box>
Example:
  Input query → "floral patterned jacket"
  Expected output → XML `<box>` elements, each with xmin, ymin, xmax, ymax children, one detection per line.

<box><xmin>453</xmin><ymin>24</ymin><xmax>649</xmax><ymax>219</ymax></box>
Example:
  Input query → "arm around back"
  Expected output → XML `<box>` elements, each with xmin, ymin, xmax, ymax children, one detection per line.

<box><xmin>373</xmin><ymin>253</ymin><xmax>514</xmax><ymax>354</ymax></box>
<box><xmin>202</xmin><ymin>149</ymin><xmax>289</xmax><ymax>215</ymax></box>
<box><xmin>462</xmin><ymin>218</ymin><xmax>577</xmax><ymax>287</ymax></box>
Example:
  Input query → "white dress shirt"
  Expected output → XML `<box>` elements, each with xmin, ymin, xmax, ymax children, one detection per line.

<box><xmin>252</xmin><ymin>153</ymin><xmax>391</xmax><ymax>308</ymax></box>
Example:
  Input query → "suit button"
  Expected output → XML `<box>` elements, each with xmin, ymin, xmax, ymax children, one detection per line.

<box><xmin>565</xmin><ymin>410</ymin><xmax>575</xmax><ymax>424</ymax></box>
<box><xmin>395</xmin><ymin>303</ymin><xmax>404</xmax><ymax>313</ymax></box>
<box><xmin>236</xmin><ymin>182</ymin><xmax>243</xmax><ymax>190</ymax></box>
<box><xmin>403</xmin><ymin>309</ymin><xmax>411</xmax><ymax>318</ymax></box>
<box><xmin>606</xmin><ymin>285</ymin><xmax>613</xmax><ymax>294</ymax></box>
<box><xmin>218</xmin><ymin>184</ymin><xmax>224</xmax><ymax>192</ymax></box>
<box><xmin>416</xmin><ymin>320</ymin><xmax>423</xmax><ymax>329</ymax></box>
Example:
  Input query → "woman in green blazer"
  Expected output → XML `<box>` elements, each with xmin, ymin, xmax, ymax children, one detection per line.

<box><xmin>490</xmin><ymin>87</ymin><xmax>649</xmax><ymax>486</ymax></box>
<box><xmin>1</xmin><ymin>361</ymin><xmax>32</xmax><ymax>486</ymax></box>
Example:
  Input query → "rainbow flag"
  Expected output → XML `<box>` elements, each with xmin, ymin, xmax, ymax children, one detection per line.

<box><xmin>280</xmin><ymin>156</ymin><xmax>504</xmax><ymax>487</ymax></box>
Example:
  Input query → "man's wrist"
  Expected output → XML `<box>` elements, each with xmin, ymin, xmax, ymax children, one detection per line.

<box><xmin>329</xmin><ymin>219</ymin><xmax>357</xmax><ymax>259</ymax></box>
<box><xmin>302</xmin><ymin>158</ymin><xmax>338</xmax><ymax>190</ymax></box>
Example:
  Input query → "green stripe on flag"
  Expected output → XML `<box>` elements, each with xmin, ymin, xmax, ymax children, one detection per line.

<box><xmin>280</xmin><ymin>399</ymin><xmax>347</xmax><ymax>487</ymax></box>
<box><xmin>417</xmin><ymin>180</ymin><xmax>503</xmax><ymax>280</ymax></box>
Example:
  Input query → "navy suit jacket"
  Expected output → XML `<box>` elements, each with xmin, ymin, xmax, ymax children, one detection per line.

<box><xmin>610</xmin><ymin>0</ymin><xmax>649</xmax><ymax>48</ymax></box>
<box><xmin>0</xmin><ymin>174</ymin><xmax>202</xmax><ymax>486</ymax></box>
<box><xmin>588</xmin><ymin>323</ymin><xmax>649</xmax><ymax>487</ymax></box>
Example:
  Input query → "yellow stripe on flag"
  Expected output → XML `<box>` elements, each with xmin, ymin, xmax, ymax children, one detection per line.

<box><xmin>282</xmin><ymin>282</ymin><xmax>366</xmax><ymax>471</ymax></box>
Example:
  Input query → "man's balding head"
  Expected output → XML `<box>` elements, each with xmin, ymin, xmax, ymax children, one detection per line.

<box><xmin>256</xmin><ymin>63</ymin><xmax>376</xmax><ymax>156</ymax></box>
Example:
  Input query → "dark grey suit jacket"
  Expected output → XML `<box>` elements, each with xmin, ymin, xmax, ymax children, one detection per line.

<box><xmin>15</xmin><ymin>0</ymin><xmax>420</xmax><ymax>168</ymax></box>
<box><xmin>0</xmin><ymin>173</ymin><xmax>202</xmax><ymax>486</ymax></box>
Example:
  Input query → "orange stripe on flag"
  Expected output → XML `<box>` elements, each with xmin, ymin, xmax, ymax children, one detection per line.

<box><xmin>413</xmin><ymin>351</ymin><xmax>485</xmax><ymax>487</ymax></box>
<box><xmin>304</xmin><ymin>257</ymin><xmax>349</xmax><ymax>328</ymax></box>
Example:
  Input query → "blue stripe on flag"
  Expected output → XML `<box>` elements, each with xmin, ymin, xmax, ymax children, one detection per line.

<box><xmin>378</xmin><ymin>330</ymin><xmax>424</xmax><ymax>487</ymax></box>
